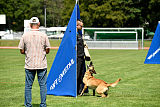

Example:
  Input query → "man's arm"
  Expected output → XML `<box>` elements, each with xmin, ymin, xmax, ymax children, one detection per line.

<box><xmin>18</xmin><ymin>35</ymin><xmax>25</xmax><ymax>54</ymax></box>
<box><xmin>45</xmin><ymin>34</ymin><xmax>51</xmax><ymax>54</ymax></box>
<box><xmin>20</xmin><ymin>49</ymin><xmax>25</xmax><ymax>54</ymax></box>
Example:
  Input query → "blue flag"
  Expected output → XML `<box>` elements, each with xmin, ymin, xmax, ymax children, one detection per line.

<box><xmin>47</xmin><ymin>4</ymin><xmax>80</xmax><ymax>97</ymax></box>
<box><xmin>144</xmin><ymin>22</ymin><xmax>160</xmax><ymax>64</ymax></box>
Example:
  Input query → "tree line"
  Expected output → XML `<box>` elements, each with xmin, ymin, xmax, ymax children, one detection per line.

<box><xmin>0</xmin><ymin>0</ymin><xmax>160</xmax><ymax>38</ymax></box>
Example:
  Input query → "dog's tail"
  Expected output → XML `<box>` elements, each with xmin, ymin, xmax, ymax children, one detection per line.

<box><xmin>107</xmin><ymin>78</ymin><xmax>121</xmax><ymax>87</ymax></box>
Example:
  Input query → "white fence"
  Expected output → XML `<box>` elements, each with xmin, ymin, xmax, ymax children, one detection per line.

<box><xmin>83</xmin><ymin>27</ymin><xmax>144</xmax><ymax>49</ymax></box>
<box><xmin>86</xmin><ymin>41</ymin><xmax>138</xmax><ymax>49</ymax></box>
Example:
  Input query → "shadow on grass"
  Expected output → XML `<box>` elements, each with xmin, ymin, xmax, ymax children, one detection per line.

<box><xmin>32</xmin><ymin>104</ymin><xmax>40</xmax><ymax>107</ymax></box>
<box><xmin>79</xmin><ymin>93</ymin><xmax>99</xmax><ymax>97</ymax></box>
<box><xmin>21</xmin><ymin>104</ymin><xmax>40</xmax><ymax>107</ymax></box>
<box><xmin>32</xmin><ymin>104</ymin><xmax>50</xmax><ymax>107</ymax></box>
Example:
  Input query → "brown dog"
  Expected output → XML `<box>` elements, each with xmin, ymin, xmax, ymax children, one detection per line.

<box><xmin>80</xmin><ymin>62</ymin><xmax>121</xmax><ymax>97</ymax></box>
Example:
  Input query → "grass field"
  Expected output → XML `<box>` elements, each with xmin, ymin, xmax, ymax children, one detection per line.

<box><xmin>0</xmin><ymin>40</ymin><xmax>152</xmax><ymax>47</ymax></box>
<box><xmin>0</xmin><ymin>48</ymin><xmax>160</xmax><ymax>107</ymax></box>
<box><xmin>0</xmin><ymin>40</ymin><xmax>62</xmax><ymax>47</ymax></box>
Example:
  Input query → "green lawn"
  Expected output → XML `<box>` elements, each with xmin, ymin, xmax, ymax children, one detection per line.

<box><xmin>0</xmin><ymin>49</ymin><xmax>160</xmax><ymax>107</ymax></box>
<box><xmin>0</xmin><ymin>40</ymin><xmax>62</xmax><ymax>47</ymax></box>
<box><xmin>0</xmin><ymin>40</ymin><xmax>151</xmax><ymax>47</ymax></box>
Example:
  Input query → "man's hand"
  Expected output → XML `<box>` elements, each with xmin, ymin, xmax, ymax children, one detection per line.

<box><xmin>46</xmin><ymin>48</ymin><xmax>50</xmax><ymax>54</ymax></box>
<box><xmin>20</xmin><ymin>49</ymin><xmax>25</xmax><ymax>54</ymax></box>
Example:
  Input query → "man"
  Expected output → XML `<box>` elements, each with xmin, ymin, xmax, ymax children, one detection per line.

<box><xmin>76</xmin><ymin>19</ymin><xmax>87</xmax><ymax>95</ymax></box>
<box><xmin>18</xmin><ymin>17</ymin><xmax>50</xmax><ymax>107</ymax></box>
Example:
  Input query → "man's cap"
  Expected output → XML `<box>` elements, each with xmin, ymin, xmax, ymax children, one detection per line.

<box><xmin>30</xmin><ymin>17</ymin><xmax>39</xmax><ymax>24</ymax></box>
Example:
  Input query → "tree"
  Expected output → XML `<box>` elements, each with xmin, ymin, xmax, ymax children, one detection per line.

<box><xmin>0</xmin><ymin>0</ymin><xmax>44</xmax><ymax>31</ymax></box>
<box><xmin>69</xmin><ymin>0</ymin><xmax>142</xmax><ymax>27</ymax></box>
<box><xmin>147</xmin><ymin>0</ymin><xmax>160</xmax><ymax>31</ymax></box>
<box><xmin>46</xmin><ymin>0</ymin><xmax>64</xmax><ymax>27</ymax></box>
<box><xmin>0</xmin><ymin>0</ymin><xmax>160</xmax><ymax>33</ymax></box>
<box><xmin>61</xmin><ymin>0</ymin><xmax>75</xmax><ymax>26</ymax></box>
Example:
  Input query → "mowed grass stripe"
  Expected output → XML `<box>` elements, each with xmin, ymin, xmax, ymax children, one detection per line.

<box><xmin>0</xmin><ymin>49</ymin><xmax>160</xmax><ymax>107</ymax></box>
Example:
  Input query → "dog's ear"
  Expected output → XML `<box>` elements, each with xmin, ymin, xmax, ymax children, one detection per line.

<box><xmin>90</xmin><ymin>61</ymin><xmax>93</xmax><ymax>65</ymax></box>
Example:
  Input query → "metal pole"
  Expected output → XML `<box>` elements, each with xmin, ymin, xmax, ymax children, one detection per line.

<box><xmin>142</xmin><ymin>28</ymin><xmax>144</xmax><ymax>49</ymax></box>
<box><xmin>76</xmin><ymin>0</ymin><xmax>79</xmax><ymax>4</ymax></box>
<box><xmin>75</xmin><ymin>0</ymin><xmax>78</xmax><ymax>98</ymax></box>
<box><xmin>45</xmin><ymin>7</ymin><xmax>46</xmax><ymax>27</ymax></box>
<box><xmin>44</xmin><ymin>0</ymin><xmax>47</xmax><ymax>27</ymax></box>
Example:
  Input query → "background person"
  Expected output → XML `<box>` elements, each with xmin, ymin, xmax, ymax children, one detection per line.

<box><xmin>18</xmin><ymin>17</ymin><xmax>50</xmax><ymax>107</ymax></box>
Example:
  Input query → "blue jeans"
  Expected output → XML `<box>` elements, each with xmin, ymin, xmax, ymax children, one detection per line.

<box><xmin>25</xmin><ymin>69</ymin><xmax>47</xmax><ymax>107</ymax></box>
